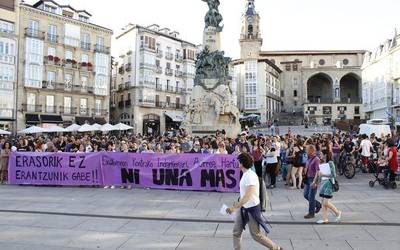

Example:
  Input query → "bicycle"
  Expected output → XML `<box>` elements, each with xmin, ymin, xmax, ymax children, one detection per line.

<box><xmin>338</xmin><ymin>152</ymin><xmax>356</xmax><ymax>179</ymax></box>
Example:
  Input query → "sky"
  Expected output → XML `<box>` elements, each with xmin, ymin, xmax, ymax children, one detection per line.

<box><xmin>25</xmin><ymin>0</ymin><xmax>400</xmax><ymax>58</ymax></box>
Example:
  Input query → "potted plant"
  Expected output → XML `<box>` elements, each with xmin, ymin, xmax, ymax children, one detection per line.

<box><xmin>48</xmin><ymin>55</ymin><xmax>54</xmax><ymax>61</ymax></box>
<box><xmin>54</xmin><ymin>56</ymin><xmax>60</xmax><ymax>63</ymax></box>
<box><xmin>81</xmin><ymin>62</ymin><xmax>87</xmax><ymax>67</ymax></box>
<box><xmin>87</xmin><ymin>62</ymin><xmax>93</xmax><ymax>67</ymax></box>
<box><xmin>71</xmin><ymin>59</ymin><xmax>77</xmax><ymax>65</ymax></box>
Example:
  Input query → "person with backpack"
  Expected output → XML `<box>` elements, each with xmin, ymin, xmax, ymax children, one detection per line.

<box><xmin>316</xmin><ymin>152</ymin><xmax>342</xmax><ymax>224</ymax></box>
<box><xmin>290</xmin><ymin>139</ymin><xmax>306</xmax><ymax>189</ymax></box>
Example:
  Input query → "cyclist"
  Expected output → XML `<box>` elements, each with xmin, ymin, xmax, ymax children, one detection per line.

<box><xmin>359</xmin><ymin>134</ymin><xmax>374</xmax><ymax>173</ymax></box>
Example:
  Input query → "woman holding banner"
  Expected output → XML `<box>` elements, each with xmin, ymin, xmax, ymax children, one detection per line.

<box><xmin>227</xmin><ymin>152</ymin><xmax>282</xmax><ymax>250</ymax></box>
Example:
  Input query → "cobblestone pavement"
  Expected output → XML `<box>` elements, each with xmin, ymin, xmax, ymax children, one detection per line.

<box><xmin>0</xmin><ymin>174</ymin><xmax>399</xmax><ymax>250</ymax></box>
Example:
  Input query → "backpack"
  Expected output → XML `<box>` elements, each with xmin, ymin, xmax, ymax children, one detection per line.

<box><xmin>296</xmin><ymin>149</ymin><xmax>307</xmax><ymax>166</ymax></box>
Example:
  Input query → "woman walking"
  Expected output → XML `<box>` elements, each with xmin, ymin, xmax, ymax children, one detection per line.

<box><xmin>227</xmin><ymin>153</ymin><xmax>283</xmax><ymax>250</ymax></box>
<box><xmin>316</xmin><ymin>152</ymin><xmax>342</xmax><ymax>224</ymax></box>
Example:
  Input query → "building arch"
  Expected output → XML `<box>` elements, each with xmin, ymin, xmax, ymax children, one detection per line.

<box><xmin>143</xmin><ymin>113</ymin><xmax>160</xmax><ymax>136</ymax></box>
<box><xmin>339</xmin><ymin>73</ymin><xmax>361</xmax><ymax>103</ymax></box>
<box><xmin>307</xmin><ymin>72</ymin><xmax>334</xmax><ymax>103</ymax></box>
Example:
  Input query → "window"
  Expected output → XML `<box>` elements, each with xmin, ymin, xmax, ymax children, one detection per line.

<box><xmin>293</xmin><ymin>64</ymin><xmax>298</xmax><ymax>71</ymax></box>
<box><xmin>140</xmin><ymin>36</ymin><xmax>155</xmax><ymax>50</ymax></box>
<box><xmin>27</xmin><ymin>93</ymin><xmax>36</xmax><ymax>112</ymax></box>
<box><xmin>293</xmin><ymin>90</ymin><xmax>298</xmax><ymax>97</ymax></box>
<box><xmin>48</xmin><ymin>47</ymin><xmax>55</xmax><ymax>56</ymax></box>
<box><xmin>29</xmin><ymin>20</ymin><xmax>39</xmax><ymax>32</ymax></box>
<box><xmin>64</xmin><ymin>97</ymin><xmax>72</xmax><ymax>114</ymax></box>
<box><xmin>64</xmin><ymin>23</ymin><xmax>80</xmax><ymax>47</ymax></box>
<box><xmin>166</xmin><ymin>62</ymin><xmax>171</xmax><ymax>69</ymax></box>
<box><xmin>319</xmin><ymin>59</ymin><xmax>326</xmax><ymax>66</ymax></box>
<box><xmin>294</xmin><ymin>101</ymin><xmax>297</xmax><ymax>106</ymax></box>
<box><xmin>79</xmin><ymin>15</ymin><xmax>89</xmax><ymax>23</ymax></box>
<box><xmin>335</xmin><ymin>88</ymin><xmax>339</xmax><ymax>99</ymax></box>
<box><xmin>82</xmin><ymin>33</ymin><xmax>90</xmax><ymax>49</ymax></box>
<box><xmin>355</xmin><ymin>106</ymin><xmax>360</xmax><ymax>115</ymax></box>
<box><xmin>176</xmin><ymin>97</ymin><xmax>180</xmax><ymax>108</ymax></box>
<box><xmin>0</xmin><ymin>20</ymin><xmax>15</xmax><ymax>34</ymax></box>
<box><xmin>0</xmin><ymin>65</ymin><xmax>14</xmax><ymax>84</ymax></box>
<box><xmin>183</xmin><ymin>49</ymin><xmax>195</xmax><ymax>60</ymax></box>
<box><xmin>281</xmin><ymin>90</ymin><xmax>284</xmax><ymax>97</ymax></box>
<box><xmin>24</xmin><ymin>65</ymin><xmax>42</xmax><ymax>87</ymax></box>
<box><xmin>81</xmin><ymin>76</ymin><xmax>88</xmax><ymax>88</ymax></box>
<box><xmin>64</xmin><ymin>74</ymin><xmax>73</xmax><ymax>87</ymax></box>
<box><xmin>44</xmin><ymin>5</ymin><xmax>57</xmax><ymax>13</ymax></box>
<box><xmin>95</xmin><ymin>100</ymin><xmax>102</xmax><ymax>114</ymax></box>
<box><xmin>46</xmin><ymin>95</ymin><xmax>55</xmax><ymax>113</ymax></box>
<box><xmin>81</xmin><ymin>54</ymin><xmax>88</xmax><ymax>63</ymax></box>
<box><xmin>65</xmin><ymin>50</ymin><xmax>73</xmax><ymax>60</ymax></box>
<box><xmin>80</xmin><ymin>98</ymin><xmax>87</xmax><ymax>114</ymax></box>
<box><xmin>166</xmin><ymin>96</ymin><xmax>171</xmax><ymax>105</ymax></box>
<box><xmin>48</xmin><ymin>25</ymin><xmax>57</xmax><ymax>42</ymax></box>
<box><xmin>47</xmin><ymin>71</ymin><xmax>56</xmax><ymax>84</ymax></box>
<box><xmin>343</xmin><ymin>59</ymin><xmax>349</xmax><ymax>65</ymax></box>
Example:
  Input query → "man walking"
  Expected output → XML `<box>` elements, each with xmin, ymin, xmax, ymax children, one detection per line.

<box><xmin>303</xmin><ymin>145</ymin><xmax>322</xmax><ymax>219</ymax></box>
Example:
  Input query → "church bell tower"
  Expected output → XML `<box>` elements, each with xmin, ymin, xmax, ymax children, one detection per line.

<box><xmin>240</xmin><ymin>0</ymin><xmax>263</xmax><ymax>59</ymax></box>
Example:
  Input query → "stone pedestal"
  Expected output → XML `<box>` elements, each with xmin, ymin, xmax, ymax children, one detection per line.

<box><xmin>203</xmin><ymin>27</ymin><xmax>221</xmax><ymax>52</ymax></box>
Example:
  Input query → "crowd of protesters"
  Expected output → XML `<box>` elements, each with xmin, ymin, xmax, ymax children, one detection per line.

<box><xmin>0</xmin><ymin>128</ymin><xmax>399</xmax><ymax>224</ymax></box>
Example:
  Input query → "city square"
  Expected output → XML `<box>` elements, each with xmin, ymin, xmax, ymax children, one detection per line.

<box><xmin>1</xmin><ymin>0</ymin><xmax>400</xmax><ymax>249</ymax></box>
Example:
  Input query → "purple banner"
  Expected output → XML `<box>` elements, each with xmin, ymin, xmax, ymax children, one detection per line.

<box><xmin>8</xmin><ymin>152</ymin><xmax>240</xmax><ymax>192</ymax></box>
<box><xmin>8</xmin><ymin>152</ymin><xmax>103</xmax><ymax>186</ymax></box>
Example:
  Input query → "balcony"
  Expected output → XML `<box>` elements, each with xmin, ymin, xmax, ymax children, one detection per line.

<box><xmin>62</xmin><ymin>59</ymin><xmax>78</xmax><ymax>69</ymax></box>
<box><xmin>165</xmin><ymin>68</ymin><xmax>173</xmax><ymax>76</ymax></box>
<box><xmin>64</xmin><ymin>36</ymin><xmax>80</xmax><ymax>47</ymax></box>
<box><xmin>156</xmin><ymin>84</ymin><xmax>163</xmax><ymax>91</ymax></box>
<box><xmin>165</xmin><ymin>52</ymin><xmax>173</xmax><ymax>60</ymax></box>
<box><xmin>183</xmin><ymin>72</ymin><xmax>195</xmax><ymax>78</ymax></box>
<box><xmin>44</xmin><ymin>55</ymin><xmax>61</xmax><ymax>66</ymax></box>
<box><xmin>22</xmin><ymin>104</ymin><xmax>42</xmax><ymax>113</ymax></box>
<box><xmin>0</xmin><ymin>80</ymin><xmax>14</xmax><ymax>90</ymax></box>
<box><xmin>25</xmin><ymin>28</ymin><xmax>45</xmax><ymax>40</ymax></box>
<box><xmin>92</xmin><ymin>109</ymin><xmax>108</xmax><ymax>116</ymax></box>
<box><xmin>140</xmin><ymin>44</ymin><xmax>156</xmax><ymax>52</ymax></box>
<box><xmin>140</xmin><ymin>63</ymin><xmax>156</xmax><ymax>70</ymax></box>
<box><xmin>175</xmin><ymin>55</ymin><xmax>183</xmax><ymax>63</ymax></box>
<box><xmin>42</xmin><ymin>80</ymin><xmax>55</xmax><ymax>89</ymax></box>
<box><xmin>155</xmin><ymin>66</ymin><xmax>162</xmax><ymax>74</ymax></box>
<box><xmin>60</xmin><ymin>107</ymin><xmax>77</xmax><ymax>115</ymax></box>
<box><xmin>156</xmin><ymin>50</ymin><xmax>163</xmax><ymax>58</ymax></box>
<box><xmin>79</xmin><ymin>62</ymin><xmax>93</xmax><ymax>71</ymax></box>
<box><xmin>155</xmin><ymin>102</ymin><xmax>185</xmax><ymax>110</ymax></box>
<box><xmin>44</xmin><ymin>106</ymin><xmax>57</xmax><ymax>114</ymax></box>
<box><xmin>176</xmin><ymin>87</ymin><xmax>184</xmax><ymax>93</ymax></box>
<box><xmin>94</xmin><ymin>44</ymin><xmax>110</xmax><ymax>54</ymax></box>
<box><xmin>307</xmin><ymin>97</ymin><xmax>334</xmax><ymax>104</ymax></box>
<box><xmin>118</xmin><ymin>101</ymin><xmax>125</xmax><ymax>109</ymax></box>
<box><xmin>139</xmin><ymin>80</ymin><xmax>155</xmax><ymax>87</ymax></box>
<box><xmin>0</xmin><ymin>108</ymin><xmax>13</xmax><ymax>118</ymax></box>
<box><xmin>338</xmin><ymin>97</ymin><xmax>362</xmax><ymax>104</ymax></box>
<box><xmin>79</xmin><ymin>108</ymin><xmax>90</xmax><ymax>116</ymax></box>
<box><xmin>138</xmin><ymin>99</ymin><xmax>155</xmax><ymax>107</ymax></box>
<box><xmin>175</xmin><ymin>70</ymin><xmax>183</xmax><ymax>77</ymax></box>
<box><xmin>0</xmin><ymin>27</ymin><xmax>14</xmax><ymax>35</ymax></box>
<box><xmin>125</xmin><ymin>99</ymin><xmax>132</xmax><ymax>107</ymax></box>
<box><xmin>81</xmin><ymin>42</ymin><xmax>91</xmax><ymax>51</ymax></box>
<box><xmin>47</xmin><ymin>34</ymin><xmax>58</xmax><ymax>43</ymax></box>
<box><xmin>166</xmin><ymin>85</ymin><xmax>175</xmax><ymax>93</ymax></box>
<box><xmin>0</xmin><ymin>54</ymin><xmax>15</xmax><ymax>64</ymax></box>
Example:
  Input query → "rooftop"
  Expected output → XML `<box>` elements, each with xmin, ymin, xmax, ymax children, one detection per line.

<box><xmin>260</xmin><ymin>50</ymin><xmax>366</xmax><ymax>56</ymax></box>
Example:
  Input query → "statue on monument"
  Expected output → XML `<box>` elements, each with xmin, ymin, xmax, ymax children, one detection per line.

<box><xmin>202</xmin><ymin>0</ymin><xmax>223</xmax><ymax>32</ymax></box>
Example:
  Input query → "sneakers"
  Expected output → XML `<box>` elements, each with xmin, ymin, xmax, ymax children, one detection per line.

<box><xmin>304</xmin><ymin>214</ymin><xmax>315</xmax><ymax>219</ymax></box>
<box><xmin>316</xmin><ymin>219</ymin><xmax>329</xmax><ymax>224</ymax></box>
<box><xmin>335</xmin><ymin>211</ymin><xmax>342</xmax><ymax>223</ymax></box>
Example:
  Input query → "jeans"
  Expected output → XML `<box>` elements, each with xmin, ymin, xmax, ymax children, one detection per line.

<box><xmin>303</xmin><ymin>177</ymin><xmax>321</xmax><ymax>215</ymax></box>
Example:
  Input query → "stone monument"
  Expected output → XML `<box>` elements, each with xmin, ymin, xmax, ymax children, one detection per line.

<box><xmin>183</xmin><ymin>0</ymin><xmax>241</xmax><ymax>137</ymax></box>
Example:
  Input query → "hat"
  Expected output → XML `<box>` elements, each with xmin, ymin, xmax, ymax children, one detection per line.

<box><xmin>240</xmin><ymin>131</ymin><xmax>247</xmax><ymax>136</ymax></box>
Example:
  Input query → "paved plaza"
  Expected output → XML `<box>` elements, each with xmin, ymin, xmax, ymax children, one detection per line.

<box><xmin>0</xmin><ymin>174</ymin><xmax>399</xmax><ymax>250</ymax></box>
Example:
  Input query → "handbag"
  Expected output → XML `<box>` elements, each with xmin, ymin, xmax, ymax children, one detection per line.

<box><xmin>330</xmin><ymin>179</ymin><xmax>339</xmax><ymax>192</ymax></box>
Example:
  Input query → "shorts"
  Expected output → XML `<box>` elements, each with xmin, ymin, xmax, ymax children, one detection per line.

<box><xmin>319</xmin><ymin>194</ymin><xmax>333</xmax><ymax>199</ymax></box>
<box><xmin>362</xmin><ymin>156</ymin><xmax>369</xmax><ymax>165</ymax></box>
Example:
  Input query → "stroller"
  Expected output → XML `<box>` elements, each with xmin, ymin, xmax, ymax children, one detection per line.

<box><xmin>369</xmin><ymin>159</ymin><xmax>397</xmax><ymax>189</ymax></box>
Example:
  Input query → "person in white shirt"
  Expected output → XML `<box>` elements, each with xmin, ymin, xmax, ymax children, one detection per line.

<box><xmin>360</xmin><ymin>134</ymin><xmax>373</xmax><ymax>172</ymax></box>
<box><xmin>227</xmin><ymin>153</ymin><xmax>282</xmax><ymax>250</ymax></box>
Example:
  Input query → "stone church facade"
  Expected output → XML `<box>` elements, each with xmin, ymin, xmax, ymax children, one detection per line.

<box><xmin>235</xmin><ymin>0</ymin><xmax>366</xmax><ymax>125</ymax></box>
